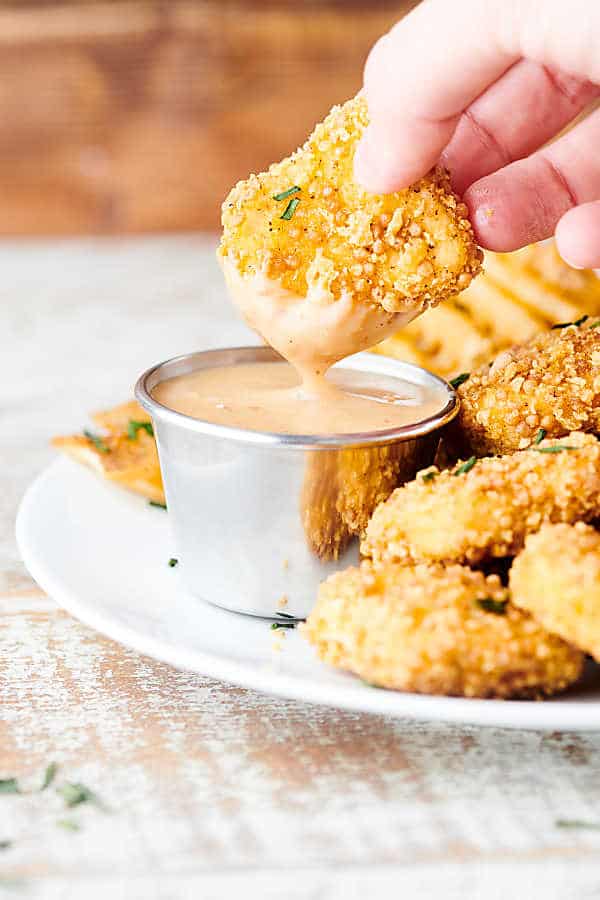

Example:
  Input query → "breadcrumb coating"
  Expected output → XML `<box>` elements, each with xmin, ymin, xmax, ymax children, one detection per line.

<box><xmin>219</xmin><ymin>95</ymin><xmax>481</xmax><ymax>314</ymax></box>
<box><xmin>510</xmin><ymin>522</ymin><xmax>600</xmax><ymax>662</ymax></box>
<box><xmin>362</xmin><ymin>432</ymin><xmax>600</xmax><ymax>567</ymax></box>
<box><xmin>453</xmin><ymin>319</ymin><xmax>600</xmax><ymax>456</ymax></box>
<box><xmin>302</xmin><ymin>561</ymin><xmax>583</xmax><ymax>697</ymax></box>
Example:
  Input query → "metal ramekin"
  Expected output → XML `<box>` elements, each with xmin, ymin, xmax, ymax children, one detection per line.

<box><xmin>135</xmin><ymin>347</ymin><xmax>457</xmax><ymax>619</ymax></box>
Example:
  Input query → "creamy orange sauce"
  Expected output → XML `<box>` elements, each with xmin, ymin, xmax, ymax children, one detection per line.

<box><xmin>152</xmin><ymin>361</ymin><xmax>445</xmax><ymax>435</ymax></box>
<box><xmin>221</xmin><ymin>257</ymin><xmax>419</xmax><ymax>392</ymax></box>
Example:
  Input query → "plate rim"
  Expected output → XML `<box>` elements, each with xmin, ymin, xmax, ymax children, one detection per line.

<box><xmin>15</xmin><ymin>458</ymin><xmax>600</xmax><ymax>731</ymax></box>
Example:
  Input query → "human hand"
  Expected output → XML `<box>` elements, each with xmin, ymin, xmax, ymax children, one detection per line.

<box><xmin>354</xmin><ymin>0</ymin><xmax>600</xmax><ymax>267</ymax></box>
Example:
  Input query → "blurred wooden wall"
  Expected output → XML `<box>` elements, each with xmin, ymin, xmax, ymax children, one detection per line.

<box><xmin>0</xmin><ymin>0</ymin><xmax>417</xmax><ymax>235</ymax></box>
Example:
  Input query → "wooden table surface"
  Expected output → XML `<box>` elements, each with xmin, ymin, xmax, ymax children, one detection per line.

<box><xmin>4</xmin><ymin>236</ymin><xmax>600</xmax><ymax>899</ymax></box>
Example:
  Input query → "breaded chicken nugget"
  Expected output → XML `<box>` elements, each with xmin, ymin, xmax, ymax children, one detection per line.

<box><xmin>219</xmin><ymin>95</ymin><xmax>481</xmax><ymax>365</ymax></box>
<box><xmin>303</xmin><ymin>561</ymin><xmax>583</xmax><ymax>697</ymax></box>
<box><xmin>452</xmin><ymin>319</ymin><xmax>600</xmax><ymax>456</ymax></box>
<box><xmin>362</xmin><ymin>432</ymin><xmax>600</xmax><ymax>567</ymax></box>
<box><xmin>510</xmin><ymin>522</ymin><xmax>600</xmax><ymax>662</ymax></box>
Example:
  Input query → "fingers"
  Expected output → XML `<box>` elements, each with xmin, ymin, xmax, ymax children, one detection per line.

<box><xmin>442</xmin><ymin>60</ymin><xmax>599</xmax><ymax>195</ymax></box>
<box><xmin>354</xmin><ymin>0</ymin><xmax>518</xmax><ymax>191</ymax></box>
<box><xmin>355</xmin><ymin>0</ymin><xmax>600</xmax><ymax>193</ymax></box>
<box><xmin>466</xmin><ymin>106</ymin><xmax>600</xmax><ymax>250</ymax></box>
<box><xmin>555</xmin><ymin>203</ymin><xmax>600</xmax><ymax>269</ymax></box>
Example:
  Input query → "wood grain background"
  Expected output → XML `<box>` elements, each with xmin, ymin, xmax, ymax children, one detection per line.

<box><xmin>0</xmin><ymin>0</ymin><xmax>416</xmax><ymax>235</ymax></box>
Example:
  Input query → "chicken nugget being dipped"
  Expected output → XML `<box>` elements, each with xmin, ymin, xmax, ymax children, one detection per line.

<box><xmin>303</xmin><ymin>560</ymin><xmax>583</xmax><ymax>697</ymax></box>
<box><xmin>219</xmin><ymin>95</ymin><xmax>482</xmax><ymax>384</ymax></box>
<box><xmin>362</xmin><ymin>432</ymin><xmax>600</xmax><ymax>567</ymax></box>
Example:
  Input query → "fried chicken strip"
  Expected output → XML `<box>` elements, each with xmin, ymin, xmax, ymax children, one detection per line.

<box><xmin>453</xmin><ymin>318</ymin><xmax>600</xmax><ymax>456</ymax></box>
<box><xmin>219</xmin><ymin>95</ymin><xmax>481</xmax><ymax>370</ymax></box>
<box><xmin>362</xmin><ymin>432</ymin><xmax>600</xmax><ymax>567</ymax></box>
<box><xmin>510</xmin><ymin>522</ymin><xmax>600</xmax><ymax>662</ymax></box>
<box><xmin>303</xmin><ymin>560</ymin><xmax>583</xmax><ymax>697</ymax></box>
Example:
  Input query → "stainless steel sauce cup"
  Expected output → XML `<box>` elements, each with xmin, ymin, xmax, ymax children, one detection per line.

<box><xmin>135</xmin><ymin>347</ymin><xmax>457</xmax><ymax>619</ymax></box>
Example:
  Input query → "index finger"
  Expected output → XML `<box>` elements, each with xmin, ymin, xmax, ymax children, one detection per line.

<box><xmin>354</xmin><ymin>0</ymin><xmax>517</xmax><ymax>191</ymax></box>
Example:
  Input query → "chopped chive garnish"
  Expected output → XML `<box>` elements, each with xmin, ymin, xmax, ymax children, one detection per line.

<box><xmin>280</xmin><ymin>197</ymin><xmax>300</xmax><ymax>220</ymax></box>
<box><xmin>532</xmin><ymin>428</ymin><xmax>547</xmax><ymax>446</ymax></box>
<box><xmin>57</xmin><ymin>782</ymin><xmax>105</xmax><ymax>810</ymax></box>
<box><xmin>83</xmin><ymin>429</ymin><xmax>110</xmax><ymax>454</ymax></box>
<box><xmin>421</xmin><ymin>471</ymin><xmax>437</xmax><ymax>482</ymax></box>
<box><xmin>556</xmin><ymin>818</ymin><xmax>600</xmax><ymax>830</ymax></box>
<box><xmin>454</xmin><ymin>456</ymin><xmax>476</xmax><ymax>476</ymax></box>
<box><xmin>449</xmin><ymin>372</ymin><xmax>470</xmax><ymax>389</ymax></box>
<box><xmin>127</xmin><ymin>420</ymin><xmax>154</xmax><ymax>440</ymax></box>
<box><xmin>273</xmin><ymin>185</ymin><xmax>301</xmax><ymax>202</ymax></box>
<box><xmin>590</xmin><ymin>320</ymin><xmax>600</xmax><ymax>329</ymax></box>
<box><xmin>535</xmin><ymin>445</ymin><xmax>576</xmax><ymax>454</ymax></box>
<box><xmin>551</xmin><ymin>314</ymin><xmax>588</xmax><ymax>330</ymax></box>
<box><xmin>476</xmin><ymin>597</ymin><xmax>508</xmax><ymax>615</ymax></box>
<box><xmin>41</xmin><ymin>763</ymin><xmax>58</xmax><ymax>792</ymax></box>
<box><xmin>271</xmin><ymin>622</ymin><xmax>296</xmax><ymax>630</ymax></box>
<box><xmin>168</xmin><ymin>558</ymin><xmax>178</xmax><ymax>568</ymax></box>
<box><xmin>149</xmin><ymin>500</ymin><xmax>167</xmax><ymax>510</ymax></box>
<box><xmin>57</xmin><ymin>819</ymin><xmax>81</xmax><ymax>832</ymax></box>
<box><xmin>0</xmin><ymin>779</ymin><xmax>19</xmax><ymax>795</ymax></box>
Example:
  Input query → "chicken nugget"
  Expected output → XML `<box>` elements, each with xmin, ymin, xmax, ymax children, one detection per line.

<box><xmin>302</xmin><ymin>560</ymin><xmax>583</xmax><ymax>697</ymax></box>
<box><xmin>510</xmin><ymin>522</ymin><xmax>600</xmax><ymax>662</ymax></box>
<box><xmin>219</xmin><ymin>95</ymin><xmax>481</xmax><ymax>371</ymax></box>
<box><xmin>452</xmin><ymin>319</ymin><xmax>600</xmax><ymax>456</ymax></box>
<box><xmin>362</xmin><ymin>432</ymin><xmax>600</xmax><ymax>567</ymax></box>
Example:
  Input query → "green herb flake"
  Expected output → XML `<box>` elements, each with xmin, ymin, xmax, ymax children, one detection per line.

<box><xmin>532</xmin><ymin>428</ymin><xmax>547</xmax><ymax>446</ymax></box>
<box><xmin>83</xmin><ymin>429</ymin><xmax>110</xmax><ymax>454</ymax></box>
<box><xmin>534</xmin><ymin>445</ymin><xmax>576</xmax><ymax>454</ymax></box>
<box><xmin>0</xmin><ymin>840</ymin><xmax>12</xmax><ymax>851</ymax></box>
<box><xmin>555</xmin><ymin>818</ymin><xmax>600</xmax><ymax>830</ymax></box>
<box><xmin>271</xmin><ymin>622</ymin><xmax>296</xmax><ymax>630</ymax></box>
<box><xmin>421</xmin><ymin>471</ymin><xmax>437</xmax><ymax>483</ymax></box>
<box><xmin>590</xmin><ymin>320</ymin><xmax>600</xmax><ymax>329</ymax></box>
<box><xmin>149</xmin><ymin>500</ymin><xmax>167</xmax><ymax>510</ymax></box>
<box><xmin>280</xmin><ymin>197</ymin><xmax>300</xmax><ymax>221</ymax></box>
<box><xmin>57</xmin><ymin>782</ymin><xmax>105</xmax><ymax>810</ymax></box>
<box><xmin>168</xmin><ymin>558</ymin><xmax>178</xmax><ymax>568</ymax></box>
<box><xmin>449</xmin><ymin>372</ymin><xmax>470</xmax><ymax>389</ymax></box>
<box><xmin>57</xmin><ymin>819</ymin><xmax>81</xmax><ymax>832</ymax></box>
<box><xmin>0</xmin><ymin>779</ymin><xmax>19</xmax><ymax>795</ymax></box>
<box><xmin>476</xmin><ymin>597</ymin><xmax>508</xmax><ymax>615</ymax></box>
<box><xmin>127</xmin><ymin>420</ymin><xmax>154</xmax><ymax>440</ymax></box>
<box><xmin>551</xmin><ymin>314</ymin><xmax>589</xmax><ymax>330</ymax></box>
<box><xmin>454</xmin><ymin>456</ymin><xmax>476</xmax><ymax>476</ymax></box>
<box><xmin>273</xmin><ymin>185</ymin><xmax>301</xmax><ymax>202</ymax></box>
<box><xmin>41</xmin><ymin>762</ymin><xmax>58</xmax><ymax>792</ymax></box>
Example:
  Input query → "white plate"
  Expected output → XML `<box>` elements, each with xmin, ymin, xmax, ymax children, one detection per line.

<box><xmin>17</xmin><ymin>458</ymin><xmax>600</xmax><ymax>730</ymax></box>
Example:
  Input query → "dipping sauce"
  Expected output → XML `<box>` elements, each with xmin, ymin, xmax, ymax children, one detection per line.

<box><xmin>152</xmin><ymin>361</ymin><xmax>447</xmax><ymax>435</ymax></box>
<box><xmin>221</xmin><ymin>255</ymin><xmax>421</xmax><ymax>393</ymax></box>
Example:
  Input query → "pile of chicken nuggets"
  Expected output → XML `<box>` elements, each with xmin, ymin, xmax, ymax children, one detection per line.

<box><xmin>304</xmin><ymin>318</ymin><xmax>600</xmax><ymax>699</ymax></box>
